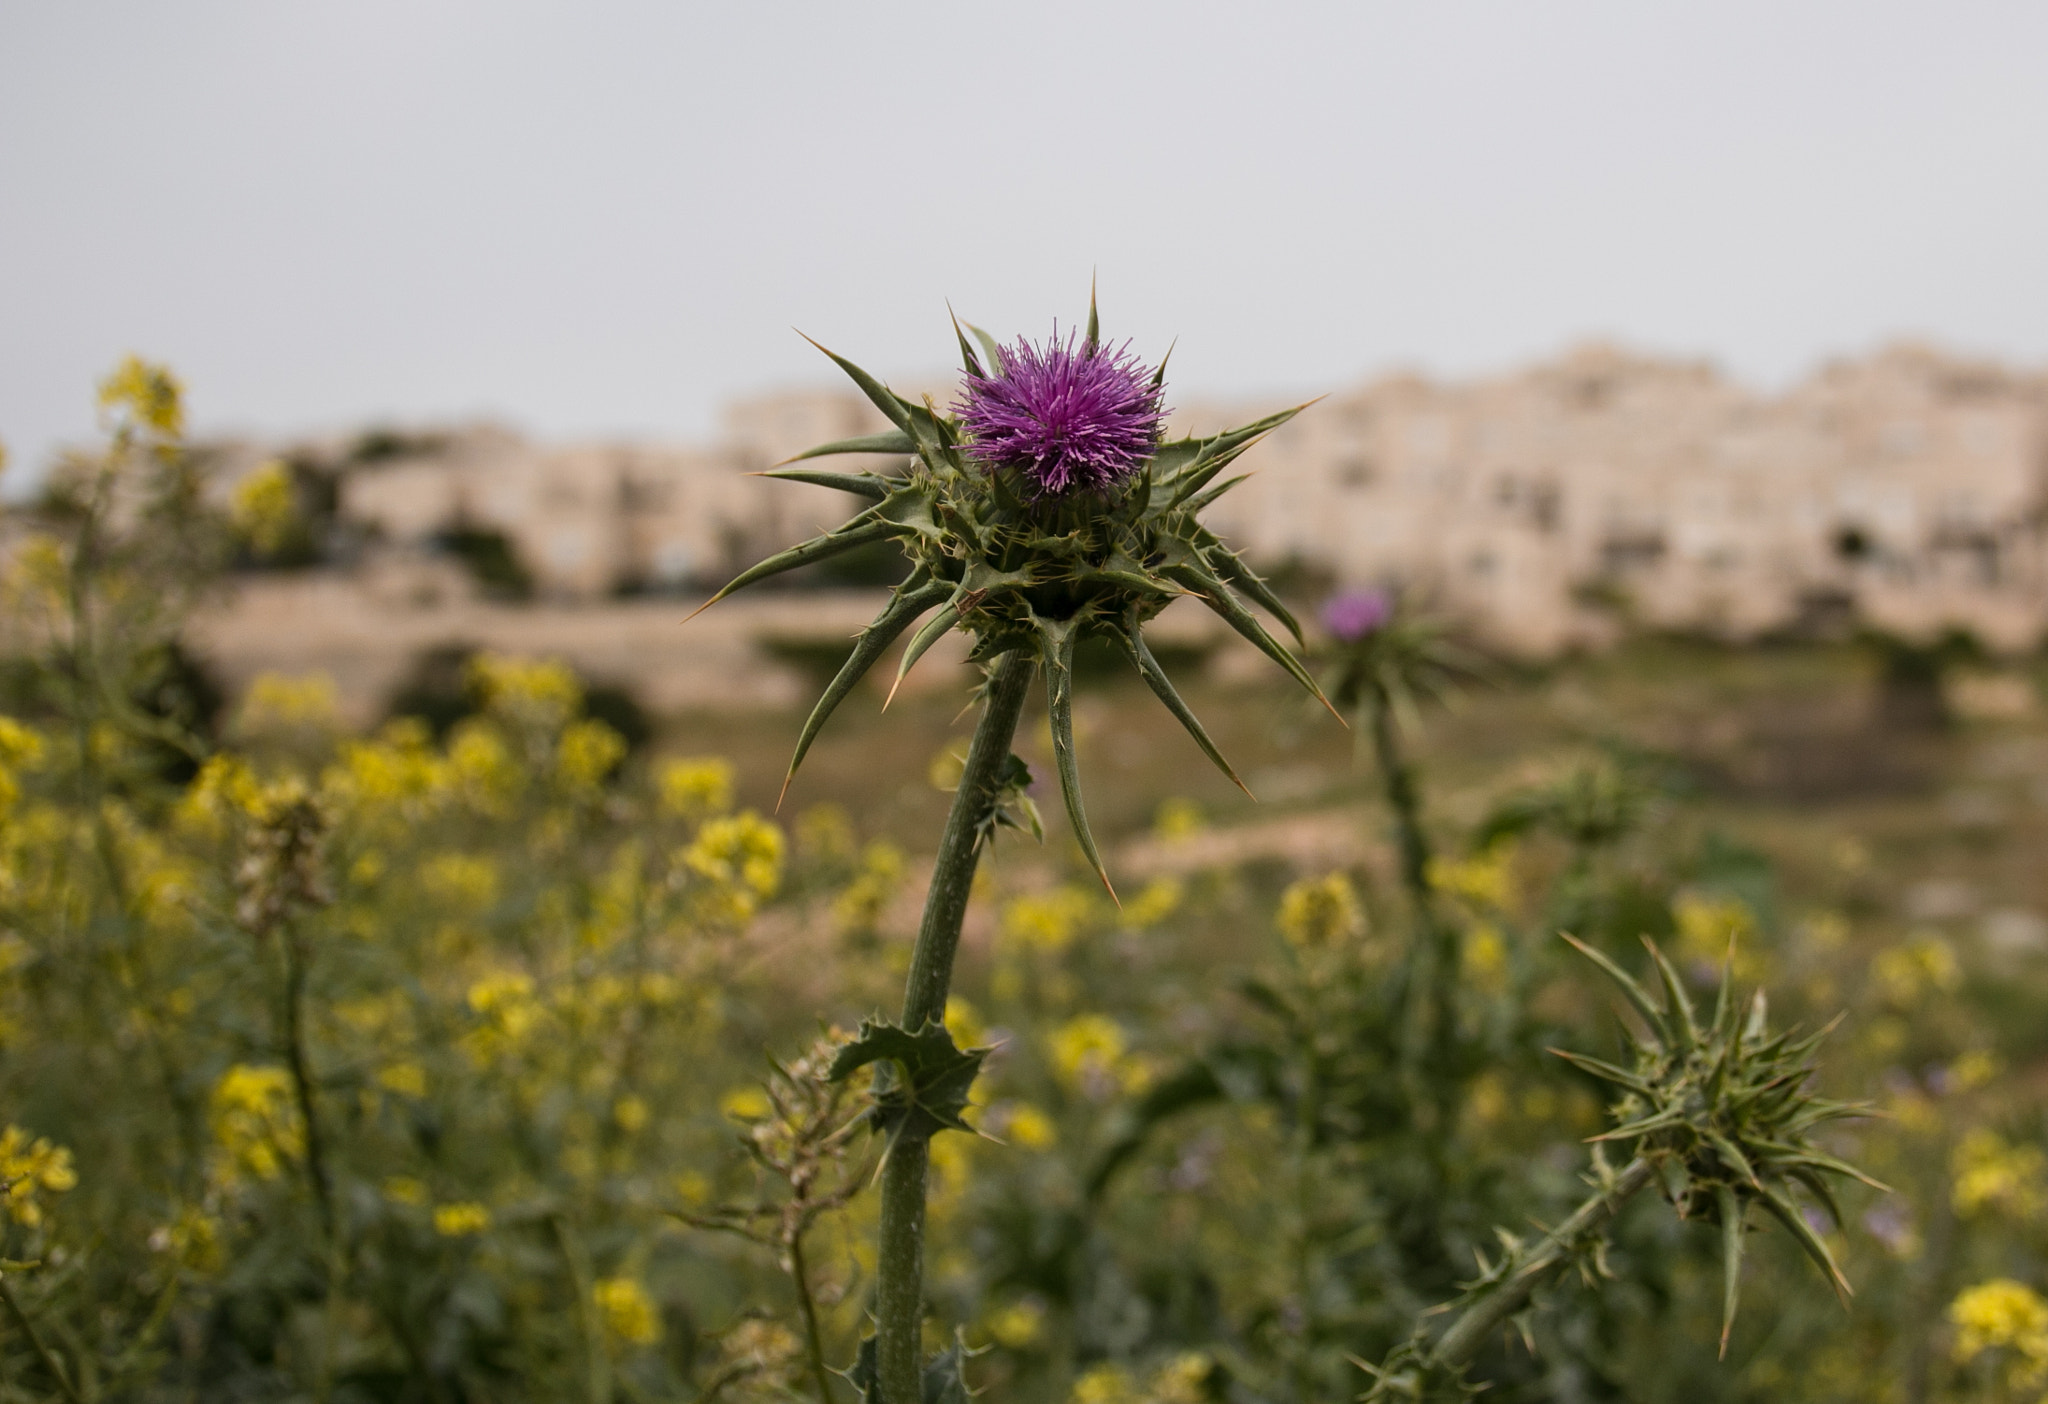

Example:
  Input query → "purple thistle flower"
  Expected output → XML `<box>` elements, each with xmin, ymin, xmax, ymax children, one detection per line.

<box><xmin>1322</xmin><ymin>589</ymin><xmax>1392</xmax><ymax>643</ymax></box>
<box><xmin>954</xmin><ymin>329</ymin><xmax>1167</xmax><ymax>498</ymax></box>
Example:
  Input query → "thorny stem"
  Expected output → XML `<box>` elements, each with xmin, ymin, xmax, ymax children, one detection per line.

<box><xmin>1426</xmin><ymin>1156</ymin><xmax>1656</xmax><ymax>1370</ymax></box>
<box><xmin>0</xmin><ymin>1271</ymin><xmax>86</xmax><ymax>1404</ymax></box>
<box><xmin>876</xmin><ymin>649</ymin><xmax>1036</xmax><ymax>1404</ymax></box>
<box><xmin>1364</xmin><ymin>685</ymin><xmax>1458</xmax><ymax>1141</ymax></box>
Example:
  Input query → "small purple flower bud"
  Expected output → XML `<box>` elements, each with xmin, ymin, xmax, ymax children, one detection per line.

<box><xmin>1321</xmin><ymin>589</ymin><xmax>1392</xmax><ymax>643</ymax></box>
<box><xmin>953</xmin><ymin>329</ymin><xmax>1166</xmax><ymax>498</ymax></box>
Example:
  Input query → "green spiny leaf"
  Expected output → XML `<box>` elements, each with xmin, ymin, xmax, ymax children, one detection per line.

<box><xmin>799</xmin><ymin>334</ymin><xmax>915</xmax><ymax>435</ymax></box>
<box><xmin>1560</xmin><ymin>933</ymin><xmax>1671</xmax><ymax>1045</ymax></box>
<box><xmin>1755</xmin><ymin>1185</ymin><xmax>1852</xmax><ymax>1303</ymax></box>
<box><xmin>1162</xmin><ymin>561</ymin><xmax>1339</xmax><ymax>719</ymax></box>
<box><xmin>756</xmin><ymin>466</ymin><xmax>895</xmax><ymax>498</ymax></box>
<box><xmin>1036</xmin><ymin>612</ymin><xmax>1115</xmax><ymax>901</ymax></box>
<box><xmin>1642</xmin><ymin>939</ymin><xmax>1701</xmax><ymax>1055</ymax></box>
<box><xmin>690</xmin><ymin>516</ymin><xmax>900</xmax><ymax>615</ymax></box>
<box><xmin>1548</xmin><ymin>1047</ymin><xmax>1656</xmax><ymax>1097</ymax></box>
<box><xmin>1717</xmin><ymin>1185</ymin><xmax>1744</xmax><ymax>1358</ymax></box>
<box><xmin>781</xmin><ymin>579</ymin><xmax>951</xmax><ymax>802</ymax></box>
<box><xmin>948</xmin><ymin>304</ymin><xmax>984</xmax><ymax>378</ymax></box>
<box><xmin>1084</xmin><ymin>273</ymin><xmax>1099</xmax><ymax>353</ymax></box>
<box><xmin>829</xmin><ymin>1018</ymin><xmax>987</xmax><ymax>1140</ymax></box>
<box><xmin>1113</xmin><ymin>622</ymin><xmax>1251</xmax><ymax>797</ymax></box>
<box><xmin>889</xmin><ymin>594</ymin><xmax>973</xmax><ymax>705</ymax></box>
<box><xmin>779</xmin><ymin>431</ymin><xmax>917</xmax><ymax>463</ymax></box>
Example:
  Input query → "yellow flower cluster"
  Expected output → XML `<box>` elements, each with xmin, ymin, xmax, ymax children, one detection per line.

<box><xmin>1673</xmin><ymin>892</ymin><xmax>1763</xmax><ymax>978</ymax></box>
<box><xmin>0</xmin><ymin>1125</ymin><xmax>77</xmax><ymax>1227</ymax></box>
<box><xmin>1001</xmin><ymin>887</ymin><xmax>1096</xmax><ymax>955</ymax></box>
<box><xmin>469</xmin><ymin>654</ymin><xmax>583</xmax><ymax>733</ymax></box>
<box><xmin>1950</xmin><ymin>1278</ymin><xmax>2048</xmax><ymax>1385</ymax></box>
<box><xmin>97</xmin><ymin>355</ymin><xmax>184</xmax><ymax>438</ymax></box>
<box><xmin>210</xmin><ymin>1065</ymin><xmax>303</xmax><ymax>1183</ymax></box>
<box><xmin>230</xmin><ymin>462</ymin><xmax>300</xmax><ymax>555</ymax></box>
<box><xmin>1954</xmin><ymin>1129</ymin><xmax>2048</xmax><ymax>1222</ymax></box>
<box><xmin>1152</xmin><ymin>798</ymin><xmax>1205</xmax><ymax>841</ymax></box>
<box><xmin>1068</xmin><ymin>1354</ymin><xmax>1210</xmax><ymax>1404</ymax></box>
<box><xmin>1276</xmin><ymin>872</ymin><xmax>1363</xmax><ymax>950</ymax></box>
<box><xmin>833</xmin><ymin>840</ymin><xmax>907</xmax><ymax>936</ymax></box>
<box><xmin>594</xmin><ymin>1275</ymin><xmax>662</xmax><ymax>1345</ymax></box>
<box><xmin>1049</xmin><ymin>1014</ymin><xmax>1152</xmax><ymax>1097</ymax></box>
<box><xmin>1873</xmin><ymin>936</ymin><xmax>1963</xmax><ymax>1007</ymax></box>
<box><xmin>658</xmin><ymin>756</ymin><xmax>736</xmax><ymax>818</ymax></box>
<box><xmin>685</xmin><ymin>812</ymin><xmax>786</xmax><ymax>920</ymax></box>
<box><xmin>1430</xmin><ymin>844</ymin><xmax>1517</xmax><ymax>911</ymax></box>
<box><xmin>433</xmin><ymin>1202</ymin><xmax>492</xmax><ymax>1237</ymax></box>
<box><xmin>238</xmin><ymin>672</ymin><xmax>342</xmax><ymax>735</ymax></box>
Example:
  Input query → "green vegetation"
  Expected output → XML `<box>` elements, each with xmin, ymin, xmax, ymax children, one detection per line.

<box><xmin>0</xmin><ymin>361</ymin><xmax>2044</xmax><ymax>1402</ymax></box>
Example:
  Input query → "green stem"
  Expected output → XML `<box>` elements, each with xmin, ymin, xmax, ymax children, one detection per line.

<box><xmin>551</xmin><ymin>1215</ymin><xmax>611</xmax><ymax>1404</ymax></box>
<box><xmin>1367</xmin><ymin>687</ymin><xmax>1455</xmax><ymax>1136</ymax></box>
<box><xmin>788</xmin><ymin>1230</ymin><xmax>837</xmax><ymax>1404</ymax></box>
<box><xmin>875</xmin><ymin>650</ymin><xmax>1035</xmax><ymax>1404</ymax></box>
<box><xmin>0</xmin><ymin>1271</ymin><xmax>86</xmax><ymax>1404</ymax></box>
<box><xmin>1427</xmin><ymin>1156</ymin><xmax>1655</xmax><ymax>1370</ymax></box>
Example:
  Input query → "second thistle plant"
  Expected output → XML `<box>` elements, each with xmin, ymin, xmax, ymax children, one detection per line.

<box><xmin>695</xmin><ymin>288</ymin><xmax>1332</xmax><ymax>1404</ymax></box>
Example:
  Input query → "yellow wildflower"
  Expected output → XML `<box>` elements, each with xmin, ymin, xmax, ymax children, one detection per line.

<box><xmin>1122</xmin><ymin>876</ymin><xmax>1183</xmax><ymax>929</ymax></box>
<box><xmin>1950</xmin><ymin>1278</ymin><xmax>2048</xmax><ymax>1384</ymax></box>
<box><xmin>1874</xmin><ymin>936</ymin><xmax>1962</xmax><ymax>1007</ymax></box>
<box><xmin>1148</xmin><ymin>1353</ymin><xmax>1212</xmax><ymax>1404</ymax></box>
<box><xmin>556</xmin><ymin>718</ymin><xmax>626</xmax><ymax>790</ymax></box>
<box><xmin>1673</xmin><ymin>892</ymin><xmax>1763</xmax><ymax>979</ymax></box>
<box><xmin>1276</xmin><ymin>872</ymin><xmax>1363</xmax><ymax>950</ymax></box>
<box><xmin>210</xmin><ymin>1065</ymin><xmax>303</xmax><ymax>1182</ymax></box>
<box><xmin>1001</xmin><ymin>887</ymin><xmax>1095</xmax><ymax>954</ymax></box>
<box><xmin>720</xmin><ymin>1087</ymin><xmax>771</xmax><ymax>1121</ymax></box>
<box><xmin>685</xmin><ymin>812</ymin><xmax>785</xmax><ymax>906</ymax></box>
<box><xmin>945</xmin><ymin>996</ymin><xmax>987</xmax><ymax>1051</ymax></box>
<box><xmin>463</xmin><ymin>972</ymin><xmax>542</xmax><ymax>1064</ymax></box>
<box><xmin>1465</xmin><ymin>923</ymin><xmax>1509</xmax><ymax>993</ymax></box>
<box><xmin>986</xmin><ymin>1298</ymin><xmax>1046</xmax><ymax>1349</ymax></box>
<box><xmin>655</xmin><ymin>756</ymin><xmax>734</xmax><ymax>817</ymax></box>
<box><xmin>613</xmin><ymin>1095</ymin><xmax>649</xmax><ymax>1134</ymax></box>
<box><xmin>1153</xmin><ymin>798</ymin><xmax>1205</xmax><ymax>841</ymax></box>
<box><xmin>98</xmin><ymin>355</ymin><xmax>184</xmax><ymax>437</ymax></box>
<box><xmin>230</xmin><ymin>462</ymin><xmax>300</xmax><ymax>555</ymax></box>
<box><xmin>1051</xmin><ymin>1014</ymin><xmax>1126</xmax><ymax>1094</ymax></box>
<box><xmin>237</xmin><ymin>672</ymin><xmax>340</xmax><ymax>736</ymax></box>
<box><xmin>1003</xmin><ymin>1104</ymin><xmax>1058</xmax><ymax>1151</ymax></box>
<box><xmin>594</xmin><ymin>1276</ymin><xmax>661</xmax><ymax>1345</ymax></box>
<box><xmin>469</xmin><ymin>654</ymin><xmax>583</xmax><ymax>731</ymax></box>
<box><xmin>1430</xmin><ymin>844</ymin><xmax>1517</xmax><ymax>910</ymax></box>
<box><xmin>1953</xmin><ymin>1129</ymin><xmax>2048</xmax><ymax>1221</ymax></box>
<box><xmin>1071</xmin><ymin>1363</ymin><xmax>1137</xmax><ymax>1404</ymax></box>
<box><xmin>835</xmin><ymin>840</ymin><xmax>907</xmax><ymax>935</ymax></box>
<box><xmin>434</xmin><ymin>1202</ymin><xmax>492</xmax><ymax>1237</ymax></box>
<box><xmin>383</xmin><ymin>1176</ymin><xmax>428</xmax><ymax>1206</ymax></box>
<box><xmin>0</xmin><ymin>1126</ymin><xmax>77</xmax><ymax>1227</ymax></box>
<box><xmin>376</xmin><ymin>1062</ymin><xmax>428</xmax><ymax>1098</ymax></box>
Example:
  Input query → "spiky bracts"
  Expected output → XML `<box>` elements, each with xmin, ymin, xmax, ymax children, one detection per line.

<box><xmin>694</xmin><ymin>291</ymin><xmax>1336</xmax><ymax>896</ymax></box>
<box><xmin>1355</xmin><ymin>938</ymin><xmax>1879</xmax><ymax>1396</ymax></box>
<box><xmin>1553</xmin><ymin>935</ymin><xmax>1883</xmax><ymax>1356</ymax></box>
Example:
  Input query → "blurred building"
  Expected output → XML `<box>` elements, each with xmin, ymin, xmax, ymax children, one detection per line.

<box><xmin>328</xmin><ymin>344</ymin><xmax>2048</xmax><ymax>653</ymax></box>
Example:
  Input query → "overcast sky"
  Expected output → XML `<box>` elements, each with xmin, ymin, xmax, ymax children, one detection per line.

<box><xmin>4</xmin><ymin>2</ymin><xmax>2046</xmax><ymax>477</ymax></box>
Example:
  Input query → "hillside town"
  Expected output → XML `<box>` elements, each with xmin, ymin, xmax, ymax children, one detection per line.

<box><xmin>50</xmin><ymin>341</ymin><xmax>2026</xmax><ymax>718</ymax></box>
<box><xmin>324</xmin><ymin>342</ymin><xmax>2048</xmax><ymax>647</ymax></box>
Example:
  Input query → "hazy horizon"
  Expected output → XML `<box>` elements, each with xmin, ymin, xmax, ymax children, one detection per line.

<box><xmin>6</xmin><ymin>2</ymin><xmax>2048</xmax><ymax>474</ymax></box>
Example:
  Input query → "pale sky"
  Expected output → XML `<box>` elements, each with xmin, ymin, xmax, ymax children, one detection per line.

<box><xmin>4</xmin><ymin>2</ymin><xmax>2046</xmax><ymax>479</ymax></box>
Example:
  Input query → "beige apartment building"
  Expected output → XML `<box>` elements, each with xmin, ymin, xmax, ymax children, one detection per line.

<box><xmin>335</xmin><ymin>344</ymin><xmax>2048</xmax><ymax>655</ymax></box>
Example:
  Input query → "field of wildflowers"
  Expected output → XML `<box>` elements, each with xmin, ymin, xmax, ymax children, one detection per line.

<box><xmin>0</xmin><ymin>354</ymin><xmax>2045</xmax><ymax>1402</ymax></box>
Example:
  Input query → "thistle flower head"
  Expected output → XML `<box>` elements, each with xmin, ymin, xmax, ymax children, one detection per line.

<box><xmin>954</xmin><ymin>330</ymin><xmax>1166</xmax><ymax>498</ymax></box>
<box><xmin>1322</xmin><ymin>588</ymin><xmax>1392</xmax><ymax>643</ymax></box>
<box><xmin>695</xmin><ymin>289</ymin><xmax>1339</xmax><ymax>897</ymax></box>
